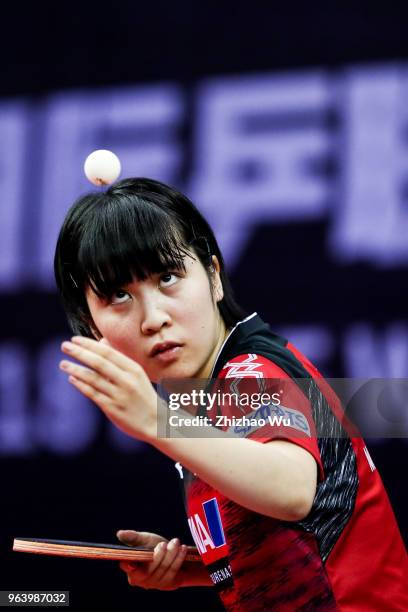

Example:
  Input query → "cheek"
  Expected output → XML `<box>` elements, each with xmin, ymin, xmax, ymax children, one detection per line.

<box><xmin>176</xmin><ymin>278</ymin><xmax>218</xmax><ymax>335</ymax></box>
<box><xmin>90</xmin><ymin>312</ymin><xmax>142</xmax><ymax>359</ymax></box>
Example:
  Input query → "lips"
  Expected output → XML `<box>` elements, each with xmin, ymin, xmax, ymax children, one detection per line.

<box><xmin>150</xmin><ymin>341</ymin><xmax>182</xmax><ymax>358</ymax></box>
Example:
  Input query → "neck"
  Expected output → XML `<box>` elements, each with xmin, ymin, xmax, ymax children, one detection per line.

<box><xmin>195</xmin><ymin>315</ymin><xmax>230</xmax><ymax>379</ymax></box>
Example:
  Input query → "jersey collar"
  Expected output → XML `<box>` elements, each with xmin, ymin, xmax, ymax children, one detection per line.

<box><xmin>208</xmin><ymin>312</ymin><xmax>259</xmax><ymax>379</ymax></box>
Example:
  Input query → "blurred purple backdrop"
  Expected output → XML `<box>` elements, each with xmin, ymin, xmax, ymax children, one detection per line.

<box><xmin>1</xmin><ymin>4</ymin><xmax>407</xmax><ymax>610</ymax></box>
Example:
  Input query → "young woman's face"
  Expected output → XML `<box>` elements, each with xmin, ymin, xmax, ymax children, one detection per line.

<box><xmin>84</xmin><ymin>254</ymin><xmax>227</xmax><ymax>383</ymax></box>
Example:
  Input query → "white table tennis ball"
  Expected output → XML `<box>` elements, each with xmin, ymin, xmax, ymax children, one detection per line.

<box><xmin>84</xmin><ymin>150</ymin><xmax>121</xmax><ymax>186</ymax></box>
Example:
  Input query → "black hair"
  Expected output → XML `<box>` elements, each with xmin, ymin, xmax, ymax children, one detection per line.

<box><xmin>54</xmin><ymin>177</ymin><xmax>246</xmax><ymax>337</ymax></box>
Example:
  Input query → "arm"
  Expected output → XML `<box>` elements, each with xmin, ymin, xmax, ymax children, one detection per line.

<box><xmin>60</xmin><ymin>337</ymin><xmax>317</xmax><ymax>521</ymax></box>
<box><xmin>153</xmin><ymin>431</ymin><xmax>317</xmax><ymax>521</ymax></box>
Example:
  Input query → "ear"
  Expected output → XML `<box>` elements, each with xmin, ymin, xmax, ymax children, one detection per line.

<box><xmin>210</xmin><ymin>255</ymin><xmax>221</xmax><ymax>274</ymax></box>
<box><xmin>210</xmin><ymin>255</ymin><xmax>224</xmax><ymax>302</ymax></box>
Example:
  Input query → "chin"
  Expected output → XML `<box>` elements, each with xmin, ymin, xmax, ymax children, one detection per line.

<box><xmin>152</xmin><ymin>363</ymin><xmax>198</xmax><ymax>383</ymax></box>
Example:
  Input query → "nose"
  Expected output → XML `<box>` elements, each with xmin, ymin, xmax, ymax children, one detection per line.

<box><xmin>140</xmin><ymin>293</ymin><xmax>171</xmax><ymax>335</ymax></box>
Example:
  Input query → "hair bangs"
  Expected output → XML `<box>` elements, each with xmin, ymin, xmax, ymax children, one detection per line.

<box><xmin>75</xmin><ymin>195</ymin><xmax>191</xmax><ymax>298</ymax></box>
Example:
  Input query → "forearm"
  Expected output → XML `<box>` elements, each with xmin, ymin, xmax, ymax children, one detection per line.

<box><xmin>150</xmin><ymin>425</ymin><xmax>313</xmax><ymax>521</ymax></box>
<box><xmin>60</xmin><ymin>337</ymin><xmax>314</xmax><ymax>520</ymax></box>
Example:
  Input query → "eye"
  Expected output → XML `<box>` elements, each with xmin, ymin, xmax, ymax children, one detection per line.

<box><xmin>110</xmin><ymin>290</ymin><xmax>131</xmax><ymax>305</ymax></box>
<box><xmin>159</xmin><ymin>272</ymin><xmax>179</xmax><ymax>288</ymax></box>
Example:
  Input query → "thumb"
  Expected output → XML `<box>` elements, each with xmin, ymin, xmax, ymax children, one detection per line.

<box><xmin>117</xmin><ymin>530</ymin><xmax>143</xmax><ymax>546</ymax></box>
<box><xmin>116</xmin><ymin>530</ymin><xmax>167</xmax><ymax>548</ymax></box>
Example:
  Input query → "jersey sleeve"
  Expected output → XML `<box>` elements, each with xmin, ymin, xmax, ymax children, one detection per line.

<box><xmin>212</xmin><ymin>353</ymin><xmax>324</xmax><ymax>481</ymax></box>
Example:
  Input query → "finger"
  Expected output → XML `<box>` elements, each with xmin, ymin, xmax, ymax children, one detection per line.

<box><xmin>158</xmin><ymin>544</ymin><xmax>188</xmax><ymax>586</ymax></box>
<box><xmin>60</xmin><ymin>360</ymin><xmax>116</xmax><ymax>398</ymax></box>
<box><xmin>71</xmin><ymin>336</ymin><xmax>140</xmax><ymax>374</ymax></box>
<box><xmin>149</xmin><ymin>538</ymin><xmax>181</xmax><ymax>582</ymax></box>
<box><xmin>61</xmin><ymin>341</ymin><xmax>128</xmax><ymax>386</ymax></box>
<box><xmin>146</xmin><ymin>541</ymin><xmax>167</xmax><ymax>575</ymax></box>
<box><xmin>67</xmin><ymin>374</ymin><xmax>113</xmax><ymax>411</ymax></box>
<box><xmin>121</xmin><ymin>563</ymin><xmax>149</xmax><ymax>587</ymax></box>
<box><xmin>120</xmin><ymin>561</ymin><xmax>138</xmax><ymax>573</ymax></box>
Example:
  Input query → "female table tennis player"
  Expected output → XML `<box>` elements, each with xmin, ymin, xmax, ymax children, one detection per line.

<box><xmin>55</xmin><ymin>177</ymin><xmax>408</xmax><ymax>611</ymax></box>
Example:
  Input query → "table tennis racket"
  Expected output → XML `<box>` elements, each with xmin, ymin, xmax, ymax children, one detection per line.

<box><xmin>13</xmin><ymin>537</ymin><xmax>201</xmax><ymax>562</ymax></box>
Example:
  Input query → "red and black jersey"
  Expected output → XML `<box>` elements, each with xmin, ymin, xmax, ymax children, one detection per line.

<box><xmin>177</xmin><ymin>313</ymin><xmax>408</xmax><ymax>611</ymax></box>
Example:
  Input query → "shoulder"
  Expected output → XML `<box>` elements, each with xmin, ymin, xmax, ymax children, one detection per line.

<box><xmin>219</xmin><ymin>353</ymin><xmax>294</xmax><ymax>380</ymax></box>
<box><xmin>217</xmin><ymin>352</ymin><xmax>312</xmax><ymax>420</ymax></box>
